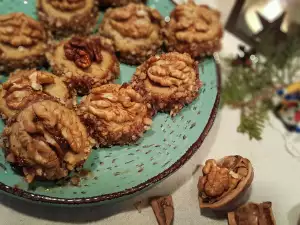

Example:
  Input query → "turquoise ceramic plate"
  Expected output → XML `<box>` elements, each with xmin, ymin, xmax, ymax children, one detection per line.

<box><xmin>0</xmin><ymin>0</ymin><xmax>220</xmax><ymax>205</ymax></box>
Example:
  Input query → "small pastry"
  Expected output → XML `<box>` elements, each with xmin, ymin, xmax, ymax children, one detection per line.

<box><xmin>99</xmin><ymin>3</ymin><xmax>164</xmax><ymax>65</ymax></box>
<box><xmin>131</xmin><ymin>52</ymin><xmax>201</xmax><ymax>116</ymax></box>
<box><xmin>0</xmin><ymin>13</ymin><xmax>48</xmax><ymax>73</ymax></box>
<box><xmin>98</xmin><ymin>0</ymin><xmax>145</xmax><ymax>8</ymax></box>
<box><xmin>2</xmin><ymin>100</ymin><xmax>94</xmax><ymax>183</ymax></box>
<box><xmin>37</xmin><ymin>0</ymin><xmax>99</xmax><ymax>37</ymax></box>
<box><xmin>47</xmin><ymin>36</ymin><xmax>120</xmax><ymax>95</ymax></box>
<box><xmin>77</xmin><ymin>83</ymin><xmax>153</xmax><ymax>146</ymax></box>
<box><xmin>198</xmin><ymin>155</ymin><xmax>254</xmax><ymax>210</ymax></box>
<box><xmin>228</xmin><ymin>202</ymin><xmax>276</xmax><ymax>225</ymax></box>
<box><xmin>163</xmin><ymin>2</ymin><xmax>223</xmax><ymax>58</ymax></box>
<box><xmin>150</xmin><ymin>196</ymin><xmax>174</xmax><ymax>225</ymax></box>
<box><xmin>0</xmin><ymin>69</ymin><xmax>73</xmax><ymax>119</ymax></box>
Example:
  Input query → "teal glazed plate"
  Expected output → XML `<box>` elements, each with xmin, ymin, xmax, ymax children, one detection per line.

<box><xmin>0</xmin><ymin>0</ymin><xmax>220</xmax><ymax>205</ymax></box>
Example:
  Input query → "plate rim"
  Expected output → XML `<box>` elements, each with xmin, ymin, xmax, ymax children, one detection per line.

<box><xmin>0</xmin><ymin>57</ymin><xmax>221</xmax><ymax>205</ymax></box>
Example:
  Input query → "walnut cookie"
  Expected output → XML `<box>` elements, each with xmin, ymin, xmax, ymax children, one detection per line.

<box><xmin>99</xmin><ymin>3</ymin><xmax>164</xmax><ymax>65</ymax></box>
<box><xmin>227</xmin><ymin>202</ymin><xmax>276</xmax><ymax>225</ymax></box>
<box><xmin>198</xmin><ymin>156</ymin><xmax>254</xmax><ymax>210</ymax></box>
<box><xmin>98</xmin><ymin>0</ymin><xmax>146</xmax><ymax>8</ymax></box>
<box><xmin>47</xmin><ymin>36</ymin><xmax>120</xmax><ymax>95</ymax></box>
<box><xmin>37</xmin><ymin>0</ymin><xmax>99</xmax><ymax>37</ymax></box>
<box><xmin>131</xmin><ymin>52</ymin><xmax>201</xmax><ymax>116</ymax></box>
<box><xmin>2</xmin><ymin>100</ymin><xmax>94</xmax><ymax>183</ymax></box>
<box><xmin>163</xmin><ymin>2</ymin><xmax>223</xmax><ymax>58</ymax></box>
<box><xmin>0</xmin><ymin>13</ymin><xmax>49</xmax><ymax>73</ymax></box>
<box><xmin>0</xmin><ymin>69</ymin><xmax>74</xmax><ymax>120</ymax></box>
<box><xmin>77</xmin><ymin>83</ymin><xmax>153</xmax><ymax>146</ymax></box>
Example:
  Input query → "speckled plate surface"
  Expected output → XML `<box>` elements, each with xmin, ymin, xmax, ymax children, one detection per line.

<box><xmin>0</xmin><ymin>0</ymin><xmax>220</xmax><ymax>205</ymax></box>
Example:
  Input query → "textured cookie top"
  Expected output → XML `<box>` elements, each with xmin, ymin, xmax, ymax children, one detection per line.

<box><xmin>80</xmin><ymin>83</ymin><xmax>152</xmax><ymax>130</ymax></box>
<box><xmin>47</xmin><ymin>36</ymin><xmax>119</xmax><ymax>95</ymax></box>
<box><xmin>38</xmin><ymin>0</ymin><xmax>96</xmax><ymax>20</ymax></box>
<box><xmin>100</xmin><ymin>3</ymin><xmax>163</xmax><ymax>54</ymax></box>
<box><xmin>166</xmin><ymin>2</ymin><xmax>222</xmax><ymax>44</ymax></box>
<box><xmin>132</xmin><ymin>52</ymin><xmax>200</xmax><ymax>98</ymax></box>
<box><xmin>78</xmin><ymin>83</ymin><xmax>153</xmax><ymax>145</ymax></box>
<box><xmin>0</xmin><ymin>13</ymin><xmax>48</xmax><ymax>60</ymax></box>
<box><xmin>48</xmin><ymin>0</ymin><xmax>86</xmax><ymax>11</ymax></box>
<box><xmin>3</xmin><ymin>100</ymin><xmax>93</xmax><ymax>183</ymax></box>
<box><xmin>0</xmin><ymin>69</ymin><xmax>71</xmax><ymax>119</ymax></box>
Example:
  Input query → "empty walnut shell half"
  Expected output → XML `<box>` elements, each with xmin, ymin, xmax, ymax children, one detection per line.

<box><xmin>47</xmin><ymin>36</ymin><xmax>120</xmax><ymax>95</ymax></box>
<box><xmin>0</xmin><ymin>69</ymin><xmax>74</xmax><ymax>119</ymax></box>
<box><xmin>163</xmin><ymin>2</ymin><xmax>223</xmax><ymax>58</ymax></box>
<box><xmin>77</xmin><ymin>83</ymin><xmax>154</xmax><ymax>146</ymax></box>
<box><xmin>131</xmin><ymin>52</ymin><xmax>202</xmax><ymax>116</ymax></box>
<box><xmin>99</xmin><ymin>3</ymin><xmax>164</xmax><ymax>65</ymax></box>
<box><xmin>198</xmin><ymin>155</ymin><xmax>254</xmax><ymax>210</ymax></box>
<box><xmin>2</xmin><ymin>100</ymin><xmax>94</xmax><ymax>183</ymax></box>
<box><xmin>0</xmin><ymin>13</ymin><xmax>48</xmax><ymax>73</ymax></box>
<box><xmin>228</xmin><ymin>202</ymin><xmax>276</xmax><ymax>225</ymax></box>
<box><xmin>37</xmin><ymin>0</ymin><xmax>99</xmax><ymax>37</ymax></box>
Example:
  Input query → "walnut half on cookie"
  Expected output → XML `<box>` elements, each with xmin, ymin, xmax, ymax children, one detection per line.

<box><xmin>77</xmin><ymin>83</ymin><xmax>154</xmax><ymax>146</ymax></box>
<box><xmin>0</xmin><ymin>13</ymin><xmax>49</xmax><ymax>73</ymax></box>
<box><xmin>37</xmin><ymin>0</ymin><xmax>99</xmax><ymax>37</ymax></box>
<box><xmin>47</xmin><ymin>36</ymin><xmax>120</xmax><ymax>95</ymax></box>
<box><xmin>198</xmin><ymin>155</ymin><xmax>254</xmax><ymax>210</ymax></box>
<box><xmin>131</xmin><ymin>52</ymin><xmax>202</xmax><ymax>116</ymax></box>
<box><xmin>2</xmin><ymin>100</ymin><xmax>94</xmax><ymax>183</ymax></box>
<box><xmin>163</xmin><ymin>2</ymin><xmax>223</xmax><ymax>58</ymax></box>
<box><xmin>99</xmin><ymin>3</ymin><xmax>164</xmax><ymax>65</ymax></box>
<box><xmin>0</xmin><ymin>69</ymin><xmax>73</xmax><ymax>120</ymax></box>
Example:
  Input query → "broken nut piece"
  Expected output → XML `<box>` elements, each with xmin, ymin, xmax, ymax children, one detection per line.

<box><xmin>150</xmin><ymin>196</ymin><xmax>174</xmax><ymax>225</ymax></box>
<box><xmin>228</xmin><ymin>202</ymin><xmax>276</xmax><ymax>225</ymax></box>
<box><xmin>198</xmin><ymin>155</ymin><xmax>254</xmax><ymax>210</ymax></box>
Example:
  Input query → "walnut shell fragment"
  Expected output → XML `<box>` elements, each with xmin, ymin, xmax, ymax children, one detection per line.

<box><xmin>163</xmin><ymin>2</ymin><xmax>223</xmax><ymax>58</ymax></box>
<box><xmin>77</xmin><ymin>83</ymin><xmax>153</xmax><ymax>146</ymax></box>
<box><xmin>47</xmin><ymin>36</ymin><xmax>120</xmax><ymax>95</ymax></box>
<box><xmin>0</xmin><ymin>69</ymin><xmax>73</xmax><ymax>119</ymax></box>
<box><xmin>150</xmin><ymin>196</ymin><xmax>174</xmax><ymax>225</ymax></box>
<box><xmin>131</xmin><ymin>52</ymin><xmax>202</xmax><ymax>116</ymax></box>
<box><xmin>198</xmin><ymin>155</ymin><xmax>254</xmax><ymax>210</ymax></box>
<box><xmin>0</xmin><ymin>13</ymin><xmax>48</xmax><ymax>73</ymax></box>
<box><xmin>228</xmin><ymin>202</ymin><xmax>276</xmax><ymax>225</ymax></box>
<box><xmin>99</xmin><ymin>3</ymin><xmax>164</xmax><ymax>65</ymax></box>
<box><xmin>3</xmin><ymin>100</ymin><xmax>94</xmax><ymax>183</ymax></box>
<box><xmin>37</xmin><ymin>0</ymin><xmax>99</xmax><ymax>37</ymax></box>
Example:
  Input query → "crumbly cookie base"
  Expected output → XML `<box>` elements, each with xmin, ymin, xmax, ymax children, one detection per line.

<box><xmin>37</xmin><ymin>0</ymin><xmax>100</xmax><ymax>38</ymax></box>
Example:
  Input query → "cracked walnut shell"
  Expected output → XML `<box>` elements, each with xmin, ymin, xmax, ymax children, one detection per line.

<box><xmin>77</xmin><ymin>83</ymin><xmax>154</xmax><ymax>146</ymax></box>
<box><xmin>163</xmin><ymin>2</ymin><xmax>223</xmax><ymax>58</ymax></box>
<box><xmin>0</xmin><ymin>69</ymin><xmax>73</xmax><ymax>119</ymax></box>
<box><xmin>47</xmin><ymin>36</ymin><xmax>120</xmax><ymax>95</ymax></box>
<box><xmin>2</xmin><ymin>100</ymin><xmax>93</xmax><ymax>183</ymax></box>
<box><xmin>0</xmin><ymin>13</ymin><xmax>48</xmax><ymax>73</ymax></box>
<box><xmin>228</xmin><ymin>202</ymin><xmax>276</xmax><ymax>225</ymax></box>
<box><xmin>37</xmin><ymin>0</ymin><xmax>99</xmax><ymax>37</ymax></box>
<box><xmin>198</xmin><ymin>155</ymin><xmax>254</xmax><ymax>210</ymax></box>
<box><xmin>131</xmin><ymin>52</ymin><xmax>202</xmax><ymax>116</ymax></box>
<box><xmin>150</xmin><ymin>196</ymin><xmax>174</xmax><ymax>225</ymax></box>
<box><xmin>99</xmin><ymin>3</ymin><xmax>164</xmax><ymax>65</ymax></box>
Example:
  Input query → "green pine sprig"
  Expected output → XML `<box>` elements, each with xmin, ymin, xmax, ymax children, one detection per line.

<box><xmin>221</xmin><ymin>37</ymin><xmax>300</xmax><ymax>140</ymax></box>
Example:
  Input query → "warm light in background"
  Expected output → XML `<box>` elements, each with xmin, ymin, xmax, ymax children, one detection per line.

<box><xmin>245</xmin><ymin>0</ymin><xmax>288</xmax><ymax>33</ymax></box>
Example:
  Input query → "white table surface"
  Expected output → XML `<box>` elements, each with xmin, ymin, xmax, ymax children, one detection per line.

<box><xmin>1</xmin><ymin>1</ymin><xmax>299</xmax><ymax>224</ymax></box>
